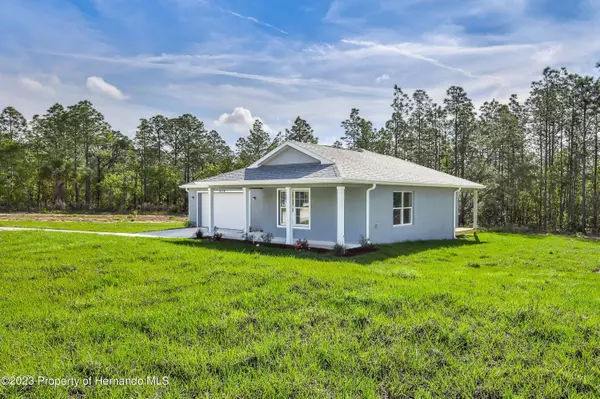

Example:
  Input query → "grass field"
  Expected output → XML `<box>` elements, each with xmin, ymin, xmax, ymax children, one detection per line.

<box><xmin>0</xmin><ymin>220</ymin><xmax>185</xmax><ymax>233</ymax></box>
<box><xmin>0</xmin><ymin>231</ymin><xmax>599</xmax><ymax>398</ymax></box>
<box><xmin>0</xmin><ymin>213</ymin><xmax>186</xmax><ymax>233</ymax></box>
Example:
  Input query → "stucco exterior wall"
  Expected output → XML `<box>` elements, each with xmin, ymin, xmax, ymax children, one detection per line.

<box><xmin>368</xmin><ymin>185</ymin><xmax>456</xmax><ymax>243</ymax></box>
<box><xmin>188</xmin><ymin>189</ymin><xmax>198</xmax><ymax>227</ymax></box>
<box><xmin>189</xmin><ymin>184</ymin><xmax>456</xmax><ymax>243</ymax></box>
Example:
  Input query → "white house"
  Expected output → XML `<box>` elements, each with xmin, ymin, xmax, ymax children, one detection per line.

<box><xmin>180</xmin><ymin>141</ymin><xmax>484</xmax><ymax>248</ymax></box>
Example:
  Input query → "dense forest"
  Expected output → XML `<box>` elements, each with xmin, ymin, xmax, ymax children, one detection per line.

<box><xmin>1</xmin><ymin>65</ymin><xmax>600</xmax><ymax>233</ymax></box>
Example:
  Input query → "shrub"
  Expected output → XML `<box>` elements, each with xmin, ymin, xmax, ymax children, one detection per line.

<box><xmin>184</xmin><ymin>220</ymin><xmax>194</xmax><ymax>228</ymax></box>
<box><xmin>242</xmin><ymin>231</ymin><xmax>255</xmax><ymax>242</ymax></box>
<box><xmin>127</xmin><ymin>210</ymin><xmax>138</xmax><ymax>222</ymax></box>
<box><xmin>359</xmin><ymin>235</ymin><xmax>373</xmax><ymax>248</ymax></box>
<box><xmin>194</xmin><ymin>228</ymin><xmax>204</xmax><ymax>239</ymax></box>
<box><xmin>212</xmin><ymin>227</ymin><xmax>223</xmax><ymax>241</ymax></box>
<box><xmin>332</xmin><ymin>243</ymin><xmax>346</xmax><ymax>257</ymax></box>
<box><xmin>295</xmin><ymin>238</ymin><xmax>309</xmax><ymax>251</ymax></box>
<box><xmin>262</xmin><ymin>232</ymin><xmax>274</xmax><ymax>244</ymax></box>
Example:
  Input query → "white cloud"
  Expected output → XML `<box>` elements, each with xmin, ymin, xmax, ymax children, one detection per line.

<box><xmin>341</xmin><ymin>39</ymin><xmax>493</xmax><ymax>79</ymax></box>
<box><xmin>214</xmin><ymin>107</ymin><xmax>271</xmax><ymax>134</ymax></box>
<box><xmin>375</xmin><ymin>74</ymin><xmax>390</xmax><ymax>83</ymax></box>
<box><xmin>303</xmin><ymin>43</ymin><xmax>335</xmax><ymax>55</ymax></box>
<box><xmin>0</xmin><ymin>73</ymin><xmax>163</xmax><ymax>138</ymax></box>
<box><xmin>19</xmin><ymin>76</ymin><xmax>49</xmax><ymax>93</ymax></box>
<box><xmin>46</xmin><ymin>51</ymin><xmax>386</xmax><ymax>95</ymax></box>
<box><xmin>86</xmin><ymin>76</ymin><xmax>126</xmax><ymax>100</ymax></box>
<box><xmin>219</xmin><ymin>8</ymin><xmax>288</xmax><ymax>35</ymax></box>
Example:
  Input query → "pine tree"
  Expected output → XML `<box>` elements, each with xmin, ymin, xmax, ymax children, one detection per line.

<box><xmin>236</xmin><ymin>120</ymin><xmax>275</xmax><ymax>165</ymax></box>
<box><xmin>0</xmin><ymin>107</ymin><xmax>27</xmax><ymax>209</ymax></box>
<box><xmin>341</xmin><ymin>108</ymin><xmax>376</xmax><ymax>150</ymax></box>
<box><xmin>284</xmin><ymin>116</ymin><xmax>318</xmax><ymax>143</ymax></box>
<box><xmin>385</xmin><ymin>85</ymin><xmax>413</xmax><ymax>159</ymax></box>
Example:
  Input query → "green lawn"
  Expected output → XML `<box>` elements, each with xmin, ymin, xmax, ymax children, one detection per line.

<box><xmin>0</xmin><ymin>232</ymin><xmax>599</xmax><ymax>398</ymax></box>
<box><xmin>0</xmin><ymin>220</ymin><xmax>185</xmax><ymax>233</ymax></box>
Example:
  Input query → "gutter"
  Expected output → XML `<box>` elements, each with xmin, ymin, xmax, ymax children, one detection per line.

<box><xmin>180</xmin><ymin>179</ymin><xmax>485</xmax><ymax>190</ymax></box>
<box><xmin>366</xmin><ymin>184</ymin><xmax>376</xmax><ymax>240</ymax></box>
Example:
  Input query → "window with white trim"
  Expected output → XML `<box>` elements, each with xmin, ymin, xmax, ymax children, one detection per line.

<box><xmin>277</xmin><ymin>188</ymin><xmax>311</xmax><ymax>229</ymax></box>
<box><xmin>278</xmin><ymin>189</ymin><xmax>287</xmax><ymax>227</ymax></box>
<box><xmin>393</xmin><ymin>191</ymin><xmax>413</xmax><ymax>226</ymax></box>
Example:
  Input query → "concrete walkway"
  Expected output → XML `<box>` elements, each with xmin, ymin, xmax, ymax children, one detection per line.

<box><xmin>0</xmin><ymin>227</ymin><xmax>351</xmax><ymax>249</ymax></box>
<box><xmin>0</xmin><ymin>226</ymin><xmax>196</xmax><ymax>239</ymax></box>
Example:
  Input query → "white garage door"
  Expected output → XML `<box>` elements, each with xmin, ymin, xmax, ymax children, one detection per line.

<box><xmin>200</xmin><ymin>191</ymin><xmax>245</xmax><ymax>230</ymax></box>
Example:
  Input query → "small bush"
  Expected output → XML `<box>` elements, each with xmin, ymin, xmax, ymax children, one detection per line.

<box><xmin>184</xmin><ymin>220</ymin><xmax>194</xmax><ymax>228</ymax></box>
<box><xmin>242</xmin><ymin>231</ymin><xmax>255</xmax><ymax>242</ymax></box>
<box><xmin>127</xmin><ymin>210</ymin><xmax>138</xmax><ymax>222</ymax></box>
<box><xmin>359</xmin><ymin>235</ymin><xmax>373</xmax><ymax>248</ymax></box>
<box><xmin>332</xmin><ymin>243</ymin><xmax>345</xmax><ymax>257</ymax></box>
<box><xmin>194</xmin><ymin>228</ymin><xmax>204</xmax><ymax>239</ymax></box>
<box><xmin>262</xmin><ymin>232</ymin><xmax>274</xmax><ymax>244</ymax></box>
<box><xmin>212</xmin><ymin>227</ymin><xmax>223</xmax><ymax>241</ymax></box>
<box><xmin>295</xmin><ymin>238</ymin><xmax>309</xmax><ymax>251</ymax></box>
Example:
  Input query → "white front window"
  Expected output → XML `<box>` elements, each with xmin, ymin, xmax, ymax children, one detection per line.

<box><xmin>277</xmin><ymin>188</ymin><xmax>311</xmax><ymax>229</ymax></box>
<box><xmin>393</xmin><ymin>191</ymin><xmax>413</xmax><ymax>226</ymax></box>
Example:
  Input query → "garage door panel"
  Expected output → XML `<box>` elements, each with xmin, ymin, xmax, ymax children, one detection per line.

<box><xmin>201</xmin><ymin>192</ymin><xmax>245</xmax><ymax>230</ymax></box>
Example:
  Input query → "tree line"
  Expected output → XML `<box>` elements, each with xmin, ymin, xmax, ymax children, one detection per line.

<box><xmin>1</xmin><ymin>65</ymin><xmax>600</xmax><ymax>233</ymax></box>
<box><xmin>0</xmin><ymin>103</ymin><xmax>315</xmax><ymax>213</ymax></box>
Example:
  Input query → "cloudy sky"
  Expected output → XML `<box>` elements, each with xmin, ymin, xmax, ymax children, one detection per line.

<box><xmin>2</xmin><ymin>0</ymin><xmax>600</xmax><ymax>144</ymax></box>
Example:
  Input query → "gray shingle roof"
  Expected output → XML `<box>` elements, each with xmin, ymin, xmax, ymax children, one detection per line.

<box><xmin>200</xmin><ymin>163</ymin><xmax>339</xmax><ymax>182</ymax></box>
<box><xmin>184</xmin><ymin>141</ymin><xmax>484</xmax><ymax>189</ymax></box>
<box><xmin>292</xmin><ymin>142</ymin><xmax>484</xmax><ymax>188</ymax></box>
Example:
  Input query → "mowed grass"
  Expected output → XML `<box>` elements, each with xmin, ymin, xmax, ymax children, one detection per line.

<box><xmin>0</xmin><ymin>220</ymin><xmax>185</xmax><ymax>233</ymax></box>
<box><xmin>0</xmin><ymin>232</ymin><xmax>599</xmax><ymax>398</ymax></box>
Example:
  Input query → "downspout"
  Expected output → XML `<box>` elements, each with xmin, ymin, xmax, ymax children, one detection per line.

<box><xmin>366</xmin><ymin>184</ymin><xmax>377</xmax><ymax>240</ymax></box>
<box><xmin>453</xmin><ymin>187</ymin><xmax>462</xmax><ymax>238</ymax></box>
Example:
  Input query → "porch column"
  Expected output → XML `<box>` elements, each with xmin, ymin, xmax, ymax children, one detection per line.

<box><xmin>453</xmin><ymin>188</ymin><xmax>460</xmax><ymax>239</ymax></box>
<box><xmin>195</xmin><ymin>190</ymin><xmax>199</xmax><ymax>228</ymax></box>
<box><xmin>337</xmin><ymin>186</ymin><xmax>345</xmax><ymax>246</ymax></box>
<box><xmin>207</xmin><ymin>187</ymin><xmax>214</xmax><ymax>235</ymax></box>
<box><xmin>243</xmin><ymin>187</ymin><xmax>250</xmax><ymax>233</ymax></box>
<box><xmin>285</xmin><ymin>186</ymin><xmax>293</xmax><ymax>244</ymax></box>
<box><xmin>473</xmin><ymin>190</ymin><xmax>478</xmax><ymax>229</ymax></box>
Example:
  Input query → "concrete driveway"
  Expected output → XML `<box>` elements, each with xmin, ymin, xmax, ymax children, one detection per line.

<box><xmin>136</xmin><ymin>227</ymin><xmax>198</xmax><ymax>238</ymax></box>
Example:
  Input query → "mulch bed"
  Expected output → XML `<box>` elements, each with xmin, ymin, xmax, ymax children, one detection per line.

<box><xmin>195</xmin><ymin>237</ymin><xmax>379</xmax><ymax>257</ymax></box>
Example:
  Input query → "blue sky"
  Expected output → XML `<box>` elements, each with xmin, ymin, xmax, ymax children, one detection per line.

<box><xmin>1</xmin><ymin>0</ymin><xmax>599</xmax><ymax>144</ymax></box>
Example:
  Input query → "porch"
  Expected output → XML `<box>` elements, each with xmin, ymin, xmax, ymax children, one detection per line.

<box><xmin>453</xmin><ymin>188</ymin><xmax>479</xmax><ymax>238</ymax></box>
<box><xmin>191</xmin><ymin>185</ymin><xmax>359</xmax><ymax>248</ymax></box>
<box><xmin>189</xmin><ymin>184</ymin><xmax>481</xmax><ymax>246</ymax></box>
<box><xmin>455</xmin><ymin>227</ymin><xmax>477</xmax><ymax>235</ymax></box>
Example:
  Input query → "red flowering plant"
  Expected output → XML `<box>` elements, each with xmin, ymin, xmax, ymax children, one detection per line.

<box><xmin>295</xmin><ymin>238</ymin><xmax>310</xmax><ymax>251</ymax></box>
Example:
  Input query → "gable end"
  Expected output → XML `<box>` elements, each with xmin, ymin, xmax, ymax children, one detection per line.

<box><xmin>262</xmin><ymin>146</ymin><xmax>321</xmax><ymax>166</ymax></box>
<box><xmin>249</xmin><ymin>141</ymin><xmax>333</xmax><ymax>168</ymax></box>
